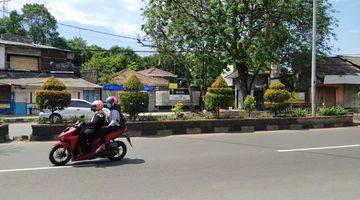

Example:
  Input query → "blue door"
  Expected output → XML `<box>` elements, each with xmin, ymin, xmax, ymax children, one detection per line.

<box><xmin>83</xmin><ymin>90</ymin><xmax>95</xmax><ymax>102</ymax></box>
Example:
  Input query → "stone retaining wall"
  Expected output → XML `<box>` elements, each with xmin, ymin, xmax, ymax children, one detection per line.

<box><xmin>30</xmin><ymin>116</ymin><xmax>354</xmax><ymax>141</ymax></box>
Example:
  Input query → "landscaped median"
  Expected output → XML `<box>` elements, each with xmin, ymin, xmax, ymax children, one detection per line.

<box><xmin>30</xmin><ymin>115</ymin><xmax>354</xmax><ymax>141</ymax></box>
<box><xmin>0</xmin><ymin>124</ymin><xmax>9</xmax><ymax>143</ymax></box>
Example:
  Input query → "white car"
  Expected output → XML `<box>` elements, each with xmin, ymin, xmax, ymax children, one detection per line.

<box><xmin>39</xmin><ymin>99</ymin><xmax>105</xmax><ymax>123</ymax></box>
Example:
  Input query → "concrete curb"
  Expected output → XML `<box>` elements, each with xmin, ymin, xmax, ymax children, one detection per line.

<box><xmin>0</xmin><ymin>124</ymin><xmax>9</xmax><ymax>143</ymax></box>
<box><xmin>29</xmin><ymin>116</ymin><xmax>354</xmax><ymax>141</ymax></box>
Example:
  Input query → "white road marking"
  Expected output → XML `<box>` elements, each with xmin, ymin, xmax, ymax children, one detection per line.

<box><xmin>278</xmin><ymin>144</ymin><xmax>360</xmax><ymax>153</ymax></box>
<box><xmin>0</xmin><ymin>166</ymin><xmax>72</xmax><ymax>173</ymax></box>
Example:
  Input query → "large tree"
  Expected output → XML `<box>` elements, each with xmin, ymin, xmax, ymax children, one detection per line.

<box><xmin>22</xmin><ymin>3</ymin><xmax>58</xmax><ymax>45</ymax></box>
<box><xmin>0</xmin><ymin>10</ymin><xmax>27</xmax><ymax>36</ymax></box>
<box><xmin>142</xmin><ymin>0</ymin><xmax>336</xmax><ymax>95</ymax></box>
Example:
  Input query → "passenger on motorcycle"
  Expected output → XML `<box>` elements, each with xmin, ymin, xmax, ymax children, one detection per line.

<box><xmin>77</xmin><ymin>100</ymin><xmax>107</xmax><ymax>154</ymax></box>
<box><xmin>96</xmin><ymin>96</ymin><xmax>124</xmax><ymax>153</ymax></box>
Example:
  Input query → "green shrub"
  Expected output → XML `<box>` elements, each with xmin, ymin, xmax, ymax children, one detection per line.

<box><xmin>204</xmin><ymin>93</ymin><xmax>234</xmax><ymax>113</ymax></box>
<box><xmin>119</xmin><ymin>91</ymin><xmax>149</xmax><ymax>120</ymax></box>
<box><xmin>42</xmin><ymin>76</ymin><xmax>66</xmax><ymax>90</ymax></box>
<box><xmin>244</xmin><ymin>95</ymin><xmax>256</xmax><ymax>117</ymax></box>
<box><xmin>35</xmin><ymin>77</ymin><xmax>71</xmax><ymax>122</ymax></box>
<box><xmin>207</xmin><ymin>88</ymin><xmax>234</xmax><ymax>95</ymax></box>
<box><xmin>119</xmin><ymin>75</ymin><xmax>149</xmax><ymax>120</ymax></box>
<box><xmin>205</xmin><ymin>76</ymin><xmax>234</xmax><ymax>115</ymax></box>
<box><xmin>0</xmin><ymin>117</ymin><xmax>4</xmax><ymax>124</ymax></box>
<box><xmin>317</xmin><ymin>107</ymin><xmax>348</xmax><ymax>116</ymax></box>
<box><xmin>124</xmin><ymin>74</ymin><xmax>142</xmax><ymax>91</ymax></box>
<box><xmin>172</xmin><ymin>102</ymin><xmax>184</xmax><ymax>119</ymax></box>
<box><xmin>211</xmin><ymin>76</ymin><xmax>227</xmax><ymax>88</ymax></box>
<box><xmin>292</xmin><ymin>108</ymin><xmax>308</xmax><ymax>117</ymax></box>
<box><xmin>239</xmin><ymin>110</ymin><xmax>246</xmax><ymax>119</ymax></box>
<box><xmin>260</xmin><ymin>111</ymin><xmax>273</xmax><ymax>118</ymax></box>
<box><xmin>264</xmin><ymin>81</ymin><xmax>291</xmax><ymax>116</ymax></box>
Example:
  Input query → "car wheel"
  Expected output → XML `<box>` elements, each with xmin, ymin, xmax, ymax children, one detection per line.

<box><xmin>50</xmin><ymin>114</ymin><xmax>62</xmax><ymax>124</ymax></box>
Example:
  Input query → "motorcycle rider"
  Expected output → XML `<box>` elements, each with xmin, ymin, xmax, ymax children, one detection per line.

<box><xmin>96</xmin><ymin>96</ymin><xmax>124</xmax><ymax>153</ymax></box>
<box><xmin>77</xmin><ymin>100</ymin><xmax>107</xmax><ymax>154</ymax></box>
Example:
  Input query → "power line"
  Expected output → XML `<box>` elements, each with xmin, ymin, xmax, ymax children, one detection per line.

<box><xmin>57</xmin><ymin>22</ymin><xmax>140</xmax><ymax>41</ymax></box>
<box><xmin>0</xmin><ymin>9</ymin><xmax>144</xmax><ymax>42</ymax></box>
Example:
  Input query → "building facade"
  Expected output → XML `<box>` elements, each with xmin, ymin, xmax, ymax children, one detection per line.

<box><xmin>0</xmin><ymin>36</ymin><xmax>101</xmax><ymax>115</ymax></box>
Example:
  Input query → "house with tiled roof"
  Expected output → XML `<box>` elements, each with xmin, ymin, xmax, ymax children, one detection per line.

<box><xmin>138</xmin><ymin>68</ymin><xmax>177</xmax><ymax>79</ymax></box>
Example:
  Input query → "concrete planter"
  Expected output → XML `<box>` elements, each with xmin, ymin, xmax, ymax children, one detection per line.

<box><xmin>0</xmin><ymin>124</ymin><xmax>9</xmax><ymax>143</ymax></box>
<box><xmin>30</xmin><ymin>115</ymin><xmax>354</xmax><ymax>141</ymax></box>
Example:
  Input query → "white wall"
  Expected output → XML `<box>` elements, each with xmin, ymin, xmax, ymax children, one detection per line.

<box><xmin>0</xmin><ymin>45</ymin><xmax>5</xmax><ymax>69</ymax></box>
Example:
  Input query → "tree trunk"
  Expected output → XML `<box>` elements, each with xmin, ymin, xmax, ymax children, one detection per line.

<box><xmin>235</xmin><ymin>62</ymin><xmax>251</xmax><ymax>98</ymax></box>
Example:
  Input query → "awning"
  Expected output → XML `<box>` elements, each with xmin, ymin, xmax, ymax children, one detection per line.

<box><xmin>324</xmin><ymin>75</ymin><xmax>360</xmax><ymax>84</ymax></box>
<box><xmin>0</xmin><ymin>77</ymin><xmax>102</xmax><ymax>89</ymax></box>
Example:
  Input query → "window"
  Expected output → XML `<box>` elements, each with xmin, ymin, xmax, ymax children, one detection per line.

<box><xmin>69</xmin><ymin>101</ymin><xmax>77</xmax><ymax>107</ymax></box>
<box><xmin>76</xmin><ymin>101</ymin><xmax>91</xmax><ymax>108</ymax></box>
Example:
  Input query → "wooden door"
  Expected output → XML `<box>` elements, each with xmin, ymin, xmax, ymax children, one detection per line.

<box><xmin>318</xmin><ymin>87</ymin><xmax>336</xmax><ymax>107</ymax></box>
<box><xmin>10</xmin><ymin>55</ymin><xmax>39</xmax><ymax>71</ymax></box>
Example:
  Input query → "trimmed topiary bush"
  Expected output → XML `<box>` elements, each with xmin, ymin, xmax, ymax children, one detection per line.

<box><xmin>119</xmin><ymin>75</ymin><xmax>149</xmax><ymax>120</ymax></box>
<box><xmin>35</xmin><ymin>77</ymin><xmax>71</xmax><ymax>123</ymax></box>
<box><xmin>124</xmin><ymin>74</ymin><xmax>142</xmax><ymax>91</ymax></box>
<box><xmin>264</xmin><ymin>81</ymin><xmax>291</xmax><ymax>116</ymax></box>
<box><xmin>244</xmin><ymin>95</ymin><xmax>256</xmax><ymax>117</ymax></box>
<box><xmin>204</xmin><ymin>76</ymin><xmax>234</xmax><ymax>116</ymax></box>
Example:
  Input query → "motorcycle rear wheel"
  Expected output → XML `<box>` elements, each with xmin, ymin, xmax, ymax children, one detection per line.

<box><xmin>49</xmin><ymin>145</ymin><xmax>72</xmax><ymax>166</ymax></box>
<box><xmin>107</xmin><ymin>141</ymin><xmax>127</xmax><ymax>161</ymax></box>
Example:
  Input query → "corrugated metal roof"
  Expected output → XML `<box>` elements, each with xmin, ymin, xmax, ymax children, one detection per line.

<box><xmin>0</xmin><ymin>39</ymin><xmax>71</xmax><ymax>52</ymax></box>
<box><xmin>0</xmin><ymin>71</ymin><xmax>101</xmax><ymax>89</ymax></box>
<box><xmin>317</xmin><ymin>57</ymin><xmax>360</xmax><ymax>77</ymax></box>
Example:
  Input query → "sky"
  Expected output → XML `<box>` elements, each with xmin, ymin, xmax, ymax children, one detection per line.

<box><xmin>4</xmin><ymin>0</ymin><xmax>360</xmax><ymax>56</ymax></box>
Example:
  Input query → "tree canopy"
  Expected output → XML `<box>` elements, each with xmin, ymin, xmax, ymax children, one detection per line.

<box><xmin>142</xmin><ymin>0</ymin><xmax>336</xmax><ymax>95</ymax></box>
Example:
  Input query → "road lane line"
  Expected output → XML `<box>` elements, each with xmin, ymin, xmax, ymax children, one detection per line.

<box><xmin>277</xmin><ymin>144</ymin><xmax>360</xmax><ymax>153</ymax></box>
<box><xmin>0</xmin><ymin>166</ymin><xmax>72</xmax><ymax>173</ymax></box>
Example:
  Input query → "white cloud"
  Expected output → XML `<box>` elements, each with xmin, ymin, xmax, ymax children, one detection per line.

<box><xmin>7</xmin><ymin>0</ymin><xmax>145</xmax><ymax>36</ymax></box>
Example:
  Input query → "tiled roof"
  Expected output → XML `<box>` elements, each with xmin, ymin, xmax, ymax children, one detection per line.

<box><xmin>138</xmin><ymin>68</ymin><xmax>177</xmax><ymax>78</ymax></box>
<box><xmin>113</xmin><ymin>69</ymin><xmax>169</xmax><ymax>87</ymax></box>
<box><xmin>0</xmin><ymin>71</ymin><xmax>101</xmax><ymax>88</ymax></box>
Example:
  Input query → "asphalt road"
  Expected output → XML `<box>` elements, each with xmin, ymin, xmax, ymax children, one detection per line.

<box><xmin>2</xmin><ymin>127</ymin><xmax>360</xmax><ymax>200</ymax></box>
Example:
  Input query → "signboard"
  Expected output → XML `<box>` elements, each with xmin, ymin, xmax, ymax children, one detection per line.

<box><xmin>290</xmin><ymin>92</ymin><xmax>305</xmax><ymax>103</ymax></box>
<box><xmin>169</xmin><ymin>89</ymin><xmax>191</xmax><ymax>101</ymax></box>
<box><xmin>169</xmin><ymin>83</ymin><xmax>178</xmax><ymax>89</ymax></box>
<box><xmin>144</xmin><ymin>85</ymin><xmax>154</xmax><ymax>92</ymax></box>
<box><xmin>103</xmin><ymin>84</ymin><xmax>124</xmax><ymax>91</ymax></box>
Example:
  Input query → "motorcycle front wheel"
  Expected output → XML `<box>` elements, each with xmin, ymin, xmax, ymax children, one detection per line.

<box><xmin>106</xmin><ymin>140</ymin><xmax>127</xmax><ymax>161</ymax></box>
<box><xmin>49</xmin><ymin>145</ymin><xmax>72</xmax><ymax>166</ymax></box>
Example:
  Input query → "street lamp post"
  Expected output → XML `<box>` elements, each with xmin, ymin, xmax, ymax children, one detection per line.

<box><xmin>311</xmin><ymin>0</ymin><xmax>317</xmax><ymax>117</ymax></box>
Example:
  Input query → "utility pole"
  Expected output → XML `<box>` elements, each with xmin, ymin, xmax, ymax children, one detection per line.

<box><xmin>311</xmin><ymin>0</ymin><xmax>317</xmax><ymax>117</ymax></box>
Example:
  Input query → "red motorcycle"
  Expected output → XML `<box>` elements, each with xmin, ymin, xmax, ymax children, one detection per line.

<box><xmin>49</xmin><ymin>124</ymin><xmax>132</xmax><ymax>166</ymax></box>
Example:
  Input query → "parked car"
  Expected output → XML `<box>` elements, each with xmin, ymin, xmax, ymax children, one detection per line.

<box><xmin>39</xmin><ymin>99</ymin><xmax>100</xmax><ymax>123</ymax></box>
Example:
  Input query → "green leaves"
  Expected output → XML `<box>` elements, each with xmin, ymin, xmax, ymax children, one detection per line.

<box><xmin>142</xmin><ymin>0</ymin><xmax>336</xmax><ymax>95</ymax></box>
<box><xmin>35</xmin><ymin>77</ymin><xmax>71</xmax><ymax>116</ymax></box>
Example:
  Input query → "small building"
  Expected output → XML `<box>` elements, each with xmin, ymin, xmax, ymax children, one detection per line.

<box><xmin>0</xmin><ymin>35</ymin><xmax>101</xmax><ymax>115</ymax></box>
<box><xmin>316</xmin><ymin>56</ymin><xmax>360</xmax><ymax>108</ymax></box>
